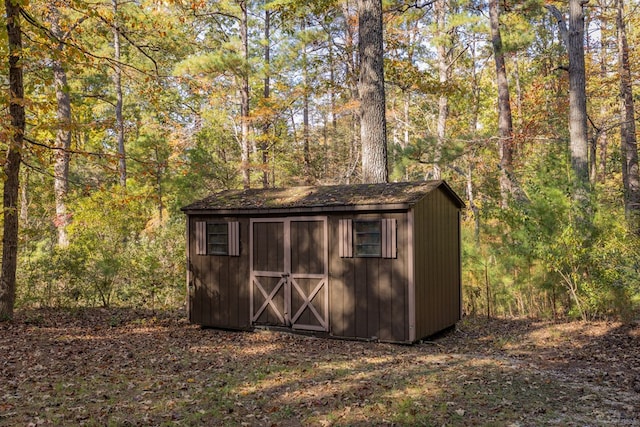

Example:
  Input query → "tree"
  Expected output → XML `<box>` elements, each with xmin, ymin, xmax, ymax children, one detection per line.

<box><xmin>358</xmin><ymin>0</ymin><xmax>388</xmax><ymax>183</ymax></box>
<box><xmin>46</xmin><ymin>2</ymin><xmax>74</xmax><ymax>247</ymax></box>
<box><xmin>547</xmin><ymin>0</ymin><xmax>591</xmax><ymax>221</ymax></box>
<box><xmin>1</xmin><ymin>0</ymin><xmax>26</xmax><ymax>319</ymax></box>
<box><xmin>433</xmin><ymin>0</ymin><xmax>450</xmax><ymax>181</ymax></box>
<box><xmin>112</xmin><ymin>0</ymin><xmax>127</xmax><ymax>188</ymax></box>
<box><xmin>260</xmin><ymin>5</ymin><xmax>271</xmax><ymax>188</ymax></box>
<box><xmin>235</xmin><ymin>0</ymin><xmax>251</xmax><ymax>189</ymax></box>
<box><xmin>489</xmin><ymin>0</ymin><xmax>515</xmax><ymax>207</ymax></box>
<box><xmin>616</xmin><ymin>0</ymin><xmax>640</xmax><ymax>231</ymax></box>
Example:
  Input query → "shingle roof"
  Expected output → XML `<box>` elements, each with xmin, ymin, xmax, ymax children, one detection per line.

<box><xmin>182</xmin><ymin>180</ymin><xmax>464</xmax><ymax>214</ymax></box>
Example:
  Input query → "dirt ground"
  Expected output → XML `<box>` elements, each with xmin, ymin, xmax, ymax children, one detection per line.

<box><xmin>1</xmin><ymin>308</ymin><xmax>638</xmax><ymax>426</ymax></box>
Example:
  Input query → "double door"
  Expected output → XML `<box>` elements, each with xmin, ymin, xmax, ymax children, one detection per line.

<box><xmin>250</xmin><ymin>217</ymin><xmax>328</xmax><ymax>331</ymax></box>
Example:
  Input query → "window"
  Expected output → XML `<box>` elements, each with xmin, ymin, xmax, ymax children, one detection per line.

<box><xmin>354</xmin><ymin>220</ymin><xmax>382</xmax><ymax>257</ymax></box>
<box><xmin>207</xmin><ymin>223</ymin><xmax>228</xmax><ymax>255</ymax></box>
<box><xmin>195</xmin><ymin>221</ymin><xmax>240</xmax><ymax>256</ymax></box>
<box><xmin>339</xmin><ymin>218</ymin><xmax>396</xmax><ymax>259</ymax></box>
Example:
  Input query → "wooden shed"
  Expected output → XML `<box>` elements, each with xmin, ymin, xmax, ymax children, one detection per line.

<box><xmin>181</xmin><ymin>180</ymin><xmax>464</xmax><ymax>343</ymax></box>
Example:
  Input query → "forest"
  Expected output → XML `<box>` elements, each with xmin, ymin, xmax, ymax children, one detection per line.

<box><xmin>1</xmin><ymin>0</ymin><xmax>639</xmax><ymax>322</ymax></box>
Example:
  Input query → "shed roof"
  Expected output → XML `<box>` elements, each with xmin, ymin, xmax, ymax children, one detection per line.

<box><xmin>181</xmin><ymin>180</ymin><xmax>464</xmax><ymax>215</ymax></box>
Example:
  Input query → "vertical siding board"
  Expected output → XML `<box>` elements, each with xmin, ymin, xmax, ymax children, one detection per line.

<box><xmin>193</xmin><ymin>219</ymin><xmax>206</xmax><ymax>325</ymax></box>
<box><xmin>205</xmin><ymin>237</ymin><xmax>216</xmax><ymax>326</ymax></box>
<box><xmin>415</xmin><ymin>198</ymin><xmax>429</xmax><ymax>340</ymax></box>
<box><xmin>227</xmin><ymin>235</ymin><xmax>237</xmax><ymax>327</ymax></box>
<box><xmin>414</xmin><ymin>203</ymin><xmax>424</xmax><ymax>340</ymax></box>
<box><xmin>379</xmin><ymin>246</ymin><xmax>393</xmax><ymax>341</ymax></box>
<box><xmin>239</xmin><ymin>218</ymin><xmax>250</xmax><ymax>327</ymax></box>
<box><xmin>226</xmin><ymin>220</ymin><xmax>238</xmax><ymax>327</ymax></box>
<box><xmin>354</xmin><ymin>249</ymin><xmax>368</xmax><ymax>339</ymax></box>
<box><xmin>406</xmin><ymin>210</ymin><xmax>416</xmax><ymax>342</ymax></box>
<box><xmin>188</xmin><ymin>218</ymin><xmax>198</xmax><ymax>323</ymax></box>
<box><xmin>391</xmin><ymin>214</ymin><xmax>407</xmax><ymax>342</ymax></box>
<box><xmin>217</xmin><ymin>249</ymin><xmax>226</xmax><ymax>325</ymax></box>
<box><xmin>290</xmin><ymin>222</ymin><xmax>299</xmax><ymax>324</ymax></box>
<box><xmin>186</xmin><ymin>217</ymin><xmax>193</xmax><ymax>322</ymax></box>
<box><xmin>194</xmin><ymin>219</ymin><xmax>205</xmax><ymax>325</ymax></box>
<box><xmin>401</xmin><ymin>214</ymin><xmax>409</xmax><ymax>342</ymax></box>
<box><xmin>367</xmin><ymin>258</ymin><xmax>380</xmax><ymax>339</ymax></box>
<box><xmin>329</xmin><ymin>218</ymin><xmax>343</xmax><ymax>336</ymax></box>
<box><xmin>344</xmin><ymin>258</ymin><xmax>356</xmax><ymax>338</ymax></box>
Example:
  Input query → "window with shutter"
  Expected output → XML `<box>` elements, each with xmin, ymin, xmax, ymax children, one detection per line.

<box><xmin>194</xmin><ymin>221</ymin><xmax>240</xmax><ymax>256</ymax></box>
<box><xmin>341</xmin><ymin>218</ymin><xmax>397</xmax><ymax>259</ymax></box>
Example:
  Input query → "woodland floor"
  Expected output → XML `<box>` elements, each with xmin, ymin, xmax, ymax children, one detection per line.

<box><xmin>1</xmin><ymin>309</ymin><xmax>639</xmax><ymax>426</ymax></box>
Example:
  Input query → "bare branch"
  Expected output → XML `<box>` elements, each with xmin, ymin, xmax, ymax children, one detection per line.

<box><xmin>545</xmin><ymin>5</ymin><xmax>569</xmax><ymax>48</ymax></box>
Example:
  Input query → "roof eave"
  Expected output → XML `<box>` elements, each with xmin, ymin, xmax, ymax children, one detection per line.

<box><xmin>182</xmin><ymin>202</ymin><xmax>413</xmax><ymax>216</ymax></box>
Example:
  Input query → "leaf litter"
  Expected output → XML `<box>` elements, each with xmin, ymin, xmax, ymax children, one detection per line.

<box><xmin>0</xmin><ymin>308</ymin><xmax>638</xmax><ymax>426</ymax></box>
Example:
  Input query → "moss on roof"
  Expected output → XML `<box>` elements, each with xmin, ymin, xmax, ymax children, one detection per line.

<box><xmin>182</xmin><ymin>180</ymin><xmax>462</xmax><ymax>212</ymax></box>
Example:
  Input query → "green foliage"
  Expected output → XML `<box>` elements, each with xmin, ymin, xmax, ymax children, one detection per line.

<box><xmin>464</xmin><ymin>147</ymin><xmax>640</xmax><ymax>321</ymax></box>
<box><xmin>17</xmin><ymin>187</ymin><xmax>185</xmax><ymax>310</ymax></box>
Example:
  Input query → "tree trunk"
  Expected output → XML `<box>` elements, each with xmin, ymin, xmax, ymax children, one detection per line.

<box><xmin>568</xmin><ymin>0</ymin><xmax>590</xmax><ymax>193</ymax></box>
<box><xmin>617</xmin><ymin>0</ymin><xmax>640</xmax><ymax>231</ymax></box>
<box><xmin>343</xmin><ymin>0</ymin><xmax>359</xmax><ymax>183</ymax></box>
<box><xmin>1</xmin><ymin>0</ymin><xmax>25</xmax><ymax>320</ymax></box>
<box><xmin>48</xmin><ymin>4</ymin><xmax>72</xmax><ymax>247</ymax></box>
<box><xmin>302</xmin><ymin>19</ymin><xmax>312</xmax><ymax>183</ymax></box>
<box><xmin>596</xmin><ymin>8</ymin><xmax>609</xmax><ymax>184</ymax></box>
<box><xmin>489</xmin><ymin>0</ymin><xmax>516</xmax><ymax>207</ymax></box>
<box><xmin>113</xmin><ymin>0</ymin><xmax>126</xmax><ymax>188</ymax></box>
<box><xmin>547</xmin><ymin>1</ymin><xmax>591</xmax><ymax>220</ymax></box>
<box><xmin>358</xmin><ymin>0</ymin><xmax>388</xmax><ymax>183</ymax></box>
<box><xmin>261</xmin><ymin>7</ymin><xmax>271</xmax><ymax>188</ymax></box>
<box><xmin>434</xmin><ymin>0</ymin><xmax>449</xmax><ymax>181</ymax></box>
<box><xmin>328</xmin><ymin>29</ymin><xmax>337</xmax><ymax>132</ymax></box>
<box><xmin>403</xmin><ymin>92</ymin><xmax>410</xmax><ymax>148</ymax></box>
<box><xmin>240</xmin><ymin>0</ymin><xmax>251</xmax><ymax>189</ymax></box>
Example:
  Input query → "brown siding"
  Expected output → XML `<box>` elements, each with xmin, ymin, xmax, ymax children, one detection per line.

<box><xmin>412</xmin><ymin>188</ymin><xmax>462</xmax><ymax>339</ymax></box>
<box><xmin>328</xmin><ymin>213</ymin><xmax>409</xmax><ymax>342</ymax></box>
<box><xmin>188</xmin><ymin>216</ymin><xmax>250</xmax><ymax>329</ymax></box>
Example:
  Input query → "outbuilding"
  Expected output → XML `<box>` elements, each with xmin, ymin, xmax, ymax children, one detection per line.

<box><xmin>181</xmin><ymin>180</ymin><xmax>464</xmax><ymax>343</ymax></box>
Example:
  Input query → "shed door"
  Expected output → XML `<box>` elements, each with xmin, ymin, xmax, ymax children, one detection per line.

<box><xmin>250</xmin><ymin>217</ymin><xmax>329</xmax><ymax>331</ymax></box>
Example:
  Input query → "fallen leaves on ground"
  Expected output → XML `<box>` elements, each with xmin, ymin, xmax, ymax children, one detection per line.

<box><xmin>1</xmin><ymin>309</ymin><xmax>638</xmax><ymax>426</ymax></box>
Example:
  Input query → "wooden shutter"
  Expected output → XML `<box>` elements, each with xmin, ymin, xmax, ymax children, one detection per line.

<box><xmin>228</xmin><ymin>221</ymin><xmax>240</xmax><ymax>256</ymax></box>
<box><xmin>195</xmin><ymin>221</ymin><xmax>207</xmax><ymax>255</ymax></box>
<box><xmin>381</xmin><ymin>218</ymin><xmax>397</xmax><ymax>259</ymax></box>
<box><xmin>339</xmin><ymin>219</ymin><xmax>353</xmax><ymax>258</ymax></box>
